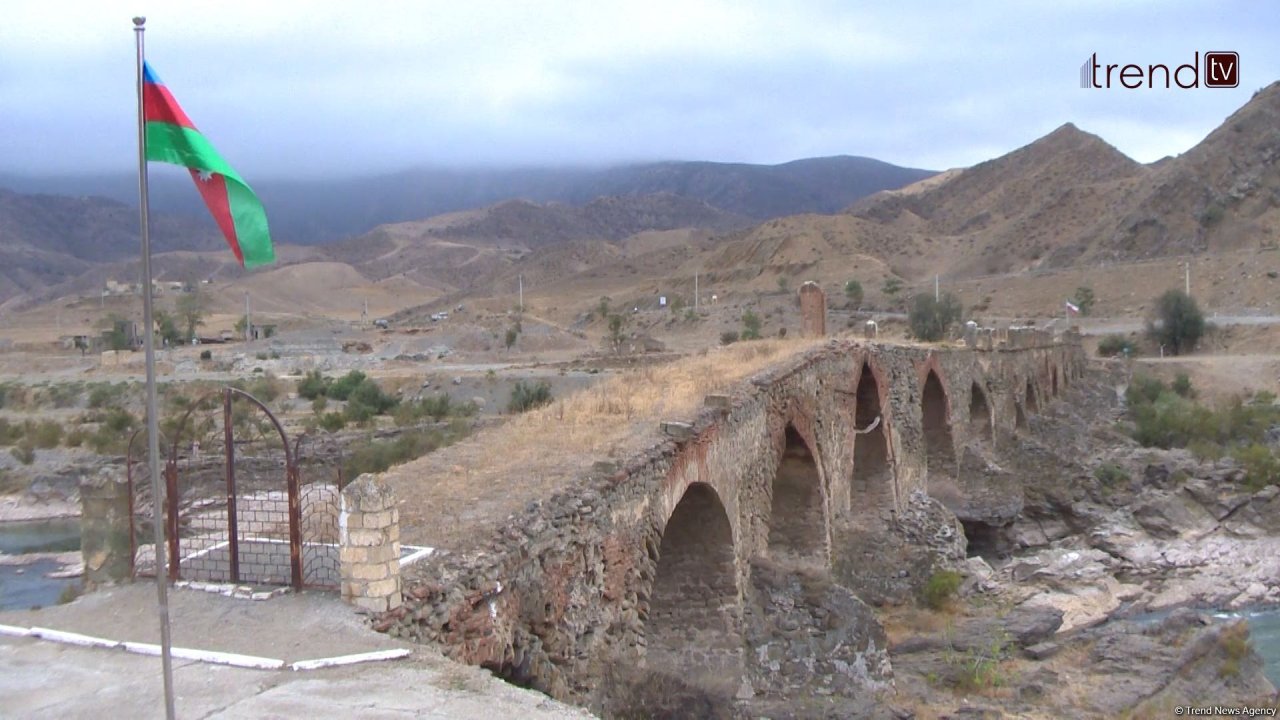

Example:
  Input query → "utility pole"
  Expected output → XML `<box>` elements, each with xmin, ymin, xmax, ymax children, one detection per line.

<box><xmin>694</xmin><ymin>273</ymin><xmax>699</xmax><ymax>311</ymax></box>
<box><xmin>362</xmin><ymin>297</ymin><xmax>368</xmax><ymax>325</ymax></box>
<box><xmin>518</xmin><ymin>274</ymin><xmax>523</xmax><ymax>312</ymax></box>
<box><xmin>935</xmin><ymin>274</ymin><xmax>940</xmax><ymax>301</ymax></box>
<box><xmin>244</xmin><ymin>291</ymin><xmax>251</xmax><ymax>342</ymax></box>
<box><xmin>1185</xmin><ymin>262</ymin><xmax>1191</xmax><ymax>296</ymax></box>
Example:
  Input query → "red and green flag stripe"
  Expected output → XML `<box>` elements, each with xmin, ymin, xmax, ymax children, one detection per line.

<box><xmin>142</xmin><ymin>62</ymin><xmax>274</xmax><ymax>268</ymax></box>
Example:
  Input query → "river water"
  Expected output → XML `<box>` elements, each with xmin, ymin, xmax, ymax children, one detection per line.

<box><xmin>0</xmin><ymin>518</ymin><xmax>82</xmax><ymax>611</ymax></box>
<box><xmin>1229</xmin><ymin>608</ymin><xmax>1280</xmax><ymax>688</ymax></box>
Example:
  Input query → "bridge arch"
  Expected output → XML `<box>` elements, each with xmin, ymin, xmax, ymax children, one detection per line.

<box><xmin>645</xmin><ymin>482</ymin><xmax>742</xmax><ymax>690</ymax></box>
<box><xmin>969</xmin><ymin>381</ymin><xmax>993</xmax><ymax>442</ymax></box>
<box><xmin>921</xmin><ymin>369</ymin><xmax>956</xmax><ymax>483</ymax></box>
<box><xmin>1025</xmin><ymin>377</ymin><xmax>1040</xmax><ymax>414</ymax></box>
<box><xmin>851</xmin><ymin>359</ymin><xmax>893</xmax><ymax>513</ymax></box>
<box><xmin>768</xmin><ymin>424</ymin><xmax>828</xmax><ymax>565</ymax></box>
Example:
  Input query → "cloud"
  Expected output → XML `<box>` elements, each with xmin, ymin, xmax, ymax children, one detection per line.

<box><xmin>0</xmin><ymin>1</ymin><xmax>1276</xmax><ymax>176</ymax></box>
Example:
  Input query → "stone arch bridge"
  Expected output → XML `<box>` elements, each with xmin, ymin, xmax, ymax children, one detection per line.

<box><xmin>387</xmin><ymin>328</ymin><xmax>1085</xmax><ymax>705</ymax></box>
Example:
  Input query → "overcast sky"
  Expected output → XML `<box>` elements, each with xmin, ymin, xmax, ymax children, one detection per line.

<box><xmin>1</xmin><ymin>1</ymin><xmax>1276</xmax><ymax>178</ymax></box>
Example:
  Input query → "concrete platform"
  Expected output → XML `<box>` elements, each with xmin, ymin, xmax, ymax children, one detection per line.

<box><xmin>0</xmin><ymin>583</ymin><xmax>594</xmax><ymax>719</ymax></box>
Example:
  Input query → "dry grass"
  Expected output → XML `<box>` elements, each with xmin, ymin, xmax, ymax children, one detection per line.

<box><xmin>879</xmin><ymin>606</ymin><xmax>955</xmax><ymax>646</ymax></box>
<box><xmin>385</xmin><ymin>338</ymin><xmax>824</xmax><ymax>550</ymax></box>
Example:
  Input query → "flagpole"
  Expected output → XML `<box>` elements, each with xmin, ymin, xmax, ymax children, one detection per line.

<box><xmin>134</xmin><ymin>16</ymin><xmax>177</xmax><ymax>720</ymax></box>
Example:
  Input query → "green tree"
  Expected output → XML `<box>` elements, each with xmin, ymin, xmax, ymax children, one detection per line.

<box><xmin>741</xmin><ymin>310</ymin><xmax>762</xmax><ymax>340</ymax></box>
<box><xmin>844</xmin><ymin>279</ymin><xmax>864</xmax><ymax>307</ymax></box>
<box><xmin>909</xmin><ymin>292</ymin><xmax>963</xmax><ymax>342</ymax></box>
<box><xmin>175</xmin><ymin>291</ymin><xmax>210</xmax><ymax>341</ymax></box>
<box><xmin>505</xmin><ymin>327</ymin><xmax>519</xmax><ymax>350</ymax></box>
<box><xmin>776</xmin><ymin>276</ymin><xmax>789</xmax><ymax>292</ymax></box>
<box><xmin>154</xmin><ymin>311</ymin><xmax>183</xmax><ymax>346</ymax></box>
<box><xmin>1147</xmin><ymin>289</ymin><xmax>1204</xmax><ymax>356</ymax></box>
<box><xmin>607</xmin><ymin>314</ymin><xmax>627</xmax><ymax>352</ymax></box>
<box><xmin>596</xmin><ymin>296</ymin><xmax>611</xmax><ymax>321</ymax></box>
<box><xmin>1072</xmin><ymin>286</ymin><xmax>1096</xmax><ymax>317</ymax></box>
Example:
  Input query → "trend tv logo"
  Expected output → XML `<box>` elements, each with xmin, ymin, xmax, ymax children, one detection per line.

<box><xmin>1080</xmin><ymin>51</ymin><xmax>1238</xmax><ymax>89</ymax></box>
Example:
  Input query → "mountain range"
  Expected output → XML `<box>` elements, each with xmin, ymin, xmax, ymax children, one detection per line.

<box><xmin>4</xmin><ymin>80</ymin><xmax>1280</xmax><ymax>313</ymax></box>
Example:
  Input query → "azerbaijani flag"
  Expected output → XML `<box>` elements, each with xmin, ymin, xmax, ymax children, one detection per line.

<box><xmin>142</xmin><ymin>62</ymin><xmax>274</xmax><ymax>268</ymax></box>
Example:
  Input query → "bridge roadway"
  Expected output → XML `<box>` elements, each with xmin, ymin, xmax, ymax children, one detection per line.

<box><xmin>382</xmin><ymin>329</ymin><xmax>1085</xmax><ymax>708</ymax></box>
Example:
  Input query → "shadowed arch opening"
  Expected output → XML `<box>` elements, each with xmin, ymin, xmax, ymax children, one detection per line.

<box><xmin>646</xmin><ymin>482</ymin><xmax>742</xmax><ymax>691</ymax></box>
<box><xmin>768</xmin><ymin>425</ymin><xmax>826</xmax><ymax>564</ymax></box>
<box><xmin>969</xmin><ymin>382</ymin><xmax>993</xmax><ymax>442</ymax></box>
<box><xmin>922</xmin><ymin>371</ymin><xmax>956</xmax><ymax>480</ymax></box>
<box><xmin>1051</xmin><ymin>366</ymin><xmax>1059</xmax><ymax>396</ymax></box>
<box><xmin>1025</xmin><ymin>379</ymin><xmax>1039</xmax><ymax>413</ymax></box>
<box><xmin>852</xmin><ymin>363</ymin><xmax>892</xmax><ymax>509</ymax></box>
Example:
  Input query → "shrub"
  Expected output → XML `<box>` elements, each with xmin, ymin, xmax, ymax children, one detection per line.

<box><xmin>922</xmin><ymin>569</ymin><xmax>963</xmax><ymax>610</ymax></box>
<box><xmin>1094</xmin><ymin>462</ymin><xmax>1129</xmax><ymax>487</ymax></box>
<box><xmin>1147</xmin><ymin>289</ymin><xmax>1205</xmax><ymax>356</ymax></box>
<box><xmin>342</xmin><ymin>425</ymin><xmax>471</xmax><ymax>479</ymax></box>
<box><xmin>328</xmin><ymin>370</ymin><xmax>368</xmax><ymax>401</ymax></box>
<box><xmin>63</xmin><ymin>428</ymin><xmax>88</xmax><ymax>448</ymax></box>
<box><xmin>1171</xmin><ymin>373</ymin><xmax>1195</xmax><ymax>399</ymax></box>
<box><xmin>508</xmin><ymin>380</ymin><xmax>553</xmax><ymax>413</ymax></box>
<box><xmin>1126</xmin><ymin>375</ymin><xmax>1167</xmax><ymax>406</ymax></box>
<box><xmin>311</xmin><ymin>395</ymin><xmax>328</xmax><ymax>414</ymax></box>
<box><xmin>318</xmin><ymin>412</ymin><xmax>346</xmax><ymax>432</ymax></box>
<box><xmin>345</xmin><ymin>379</ymin><xmax>397</xmax><ymax>420</ymax></box>
<box><xmin>296</xmin><ymin>370</ymin><xmax>331</xmax><ymax>400</ymax></box>
<box><xmin>0</xmin><ymin>418</ymin><xmax>22</xmax><ymax>445</ymax></box>
<box><xmin>741</xmin><ymin>311</ymin><xmax>762</xmax><ymax>340</ymax></box>
<box><xmin>1218</xmin><ymin>622</ymin><xmax>1252</xmax><ymax>679</ymax></box>
<box><xmin>909</xmin><ymin>292</ymin><xmax>963</xmax><ymax>342</ymax></box>
<box><xmin>1232</xmin><ymin>444</ymin><xmax>1280</xmax><ymax>490</ymax></box>
<box><xmin>720</xmin><ymin>330</ymin><xmax>739</xmax><ymax>345</ymax></box>
<box><xmin>11</xmin><ymin>442</ymin><xmax>36</xmax><ymax>465</ymax></box>
<box><xmin>199</xmin><ymin>349</ymin><xmax>212</xmax><ymax>361</ymax></box>
<box><xmin>844</xmin><ymin>279</ymin><xmax>864</xmax><ymax>307</ymax></box>
<box><xmin>87</xmin><ymin>383</ymin><xmax>125</xmax><ymax>409</ymax></box>
<box><xmin>505</xmin><ymin>327</ymin><xmax>519</xmax><ymax>350</ymax></box>
<box><xmin>1097</xmin><ymin>334</ymin><xmax>1135</xmax><ymax>357</ymax></box>
<box><xmin>1072</xmin><ymin>286</ymin><xmax>1096</xmax><ymax>316</ymax></box>
<box><xmin>241</xmin><ymin>373</ymin><xmax>283</xmax><ymax>403</ymax></box>
<box><xmin>31</xmin><ymin>421</ymin><xmax>63</xmax><ymax>449</ymax></box>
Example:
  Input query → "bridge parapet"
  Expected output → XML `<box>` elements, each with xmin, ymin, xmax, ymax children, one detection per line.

<box><xmin>381</xmin><ymin>333</ymin><xmax>1086</xmax><ymax>706</ymax></box>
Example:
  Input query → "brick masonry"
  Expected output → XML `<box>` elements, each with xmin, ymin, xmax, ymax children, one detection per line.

<box><xmin>383</xmin><ymin>331</ymin><xmax>1084</xmax><ymax>707</ymax></box>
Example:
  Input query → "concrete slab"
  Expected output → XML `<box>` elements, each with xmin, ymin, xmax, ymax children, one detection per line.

<box><xmin>0</xmin><ymin>583</ymin><xmax>596</xmax><ymax>718</ymax></box>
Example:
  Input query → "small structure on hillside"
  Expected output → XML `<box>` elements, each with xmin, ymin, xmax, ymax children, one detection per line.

<box><xmin>799</xmin><ymin>281</ymin><xmax>826</xmax><ymax>338</ymax></box>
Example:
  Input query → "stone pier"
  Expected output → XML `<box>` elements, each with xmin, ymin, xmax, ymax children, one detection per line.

<box><xmin>340</xmin><ymin>475</ymin><xmax>402</xmax><ymax>612</ymax></box>
<box><xmin>79</xmin><ymin>468</ymin><xmax>132</xmax><ymax>588</ymax></box>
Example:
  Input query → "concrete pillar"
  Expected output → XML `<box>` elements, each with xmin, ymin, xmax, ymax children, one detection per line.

<box><xmin>798</xmin><ymin>282</ymin><xmax>826</xmax><ymax>338</ymax></box>
<box><xmin>340</xmin><ymin>474</ymin><xmax>402</xmax><ymax>613</ymax></box>
<box><xmin>79</xmin><ymin>468</ymin><xmax>132</xmax><ymax>587</ymax></box>
<box><xmin>864</xmin><ymin>320</ymin><xmax>878</xmax><ymax>339</ymax></box>
<box><xmin>963</xmin><ymin>320</ymin><xmax>979</xmax><ymax>347</ymax></box>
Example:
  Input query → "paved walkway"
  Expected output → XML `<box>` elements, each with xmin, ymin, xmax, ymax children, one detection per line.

<box><xmin>0</xmin><ymin>584</ymin><xmax>594</xmax><ymax>719</ymax></box>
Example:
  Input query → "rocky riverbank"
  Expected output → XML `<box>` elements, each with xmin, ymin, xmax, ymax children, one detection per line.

<box><xmin>877</xmin><ymin>361</ymin><xmax>1280</xmax><ymax>717</ymax></box>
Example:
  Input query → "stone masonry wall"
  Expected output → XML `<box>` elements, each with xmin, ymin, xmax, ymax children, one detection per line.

<box><xmin>340</xmin><ymin>475</ymin><xmax>402</xmax><ymax>613</ymax></box>
<box><xmin>383</xmin><ymin>335</ymin><xmax>1084</xmax><ymax>707</ymax></box>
